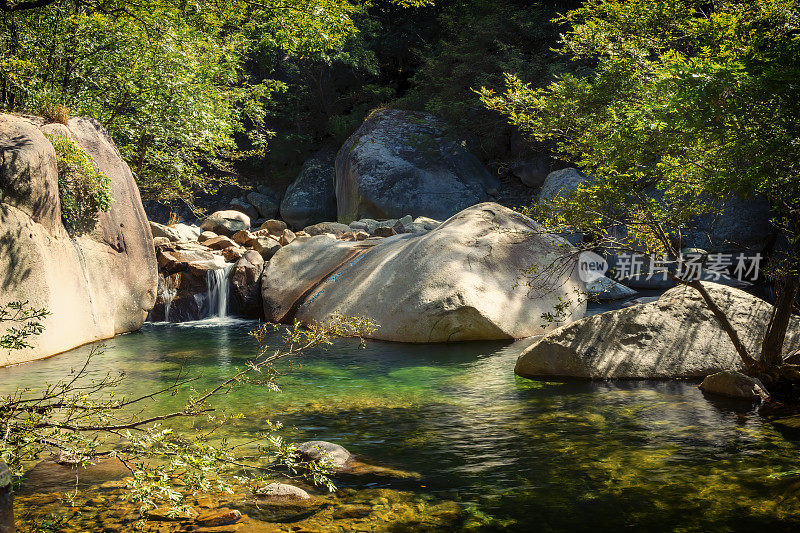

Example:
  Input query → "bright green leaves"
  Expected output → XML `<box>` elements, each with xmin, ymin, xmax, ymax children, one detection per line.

<box><xmin>481</xmin><ymin>0</ymin><xmax>800</xmax><ymax>255</ymax></box>
<box><xmin>45</xmin><ymin>132</ymin><xmax>114</xmax><ymax>235</ymax></box>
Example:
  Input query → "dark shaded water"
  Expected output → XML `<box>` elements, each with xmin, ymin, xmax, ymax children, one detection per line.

<box><xmin>2</xmin><ymin>315</ymin><xmax>800</xmax><ymax>531</ymax></box>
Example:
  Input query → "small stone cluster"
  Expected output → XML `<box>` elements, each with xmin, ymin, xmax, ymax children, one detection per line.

<box><xmin>149</xmin><ymin>210</ymin><xmax>443</xmax><ymax>321</ymax></box>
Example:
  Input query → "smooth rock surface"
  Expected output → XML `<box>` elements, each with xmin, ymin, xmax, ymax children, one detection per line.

<box><xmin>257</xmin><ymin>483</ymin><xmax>311</xmax><ymax>501</ymax></box>
<box><xmin>699</xmin><ymin>370</ymin><xmax>770</xmax><ymax>402</ymax></box>
<box><xmin>280</xmin><ymin>151</ymin><xmax>337</xmax><ymax>228</ymax></box>
<box><xmin>262</xmin><ymin>203</ymin><xmax>586</xmax><ymax>342</ymax></box>
<box><xmin>587</xmin><ymin>276</ymin><xmax>637</xmax><ymax>301</ymax></box>
<box><xmin>538</xmin><ymin>168</ymin><xmax>592</xmax><ymax>204</ymax></box>
<box><xmin>230</xmin><ymin>250</ymin><xmax>264</xmax><ymax>317</ymax></box>
<box><xmin>200</xmin><ymin>210</ymin><xmax>250</xmax><ymax>236</ymax></box>
<box><xmin>516</xmin><ymin>283</ymin><xmax>800</xmax><ymax>380</ymax></box>
<box><xmin>684</xmin><ymin>196</ymin><xmax>777</xmax><ymax>253</ymax></box>
<box><xmin>247</xmin><ymin>191</ymin><xmax>279</xmax><ymax>219</ymax></box>
<box><xmin>297</xmin><ymin>441</ymin><xmax>352</xmax><ymax>469</ymax></box>
<box><xmin>303</xmin><ymin>221</ymin><xmax>351</xmax><ymax>237</ymax></box>
<box><xmin>335</xmin><ymin>109</ymin><xmax>499</xmax><ymax>222</ymax></box>
<box><xmin>0</xmin><ymin>113</ymin><xmax>157</xmax><ymax>366</ymax></box>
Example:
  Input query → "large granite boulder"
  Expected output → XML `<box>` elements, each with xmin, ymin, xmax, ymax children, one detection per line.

<box><xmin>280</xmin><ymin>151</ymin><xmax>337</xmax><ymax>229</ymax></box>
<box><xmin>334</xmin><ymin>109</ymin><xmax>499</xmax><ymax>222</ymax></box>
<box><xmin>230</xmin><ymin>250</ymin><xmax>264</xmax><ymax>317</ymax></box>
<box><xmin>538</xmin><ymin>168</ymin><xmax>592</xmax><ymax>205</ymax></box>
<box><xmin>149</xmin><ymin>221</ymin><xmax>200</xmax><ymax>242</ymax></box>
<box><xmin>261</xmin><ymin>203</ymin><xmax>586</xmax><ymax>342</ymax></box>
<box><xmin>515</xmin><ymin>283</ymin><xmax>800</xmax><ymax>380</ymax></box>
<box><xmin>246</xmin><ymin>191</ymin><xmax>279</xmax><ymax>219</ymax></box>
<box><xmin>0</xmin><ymin>114</ymin><xmax>157</xmax><ymax>366</ymax></box>
<box><xmin>684</xmin><ymin>195</ymin><xmax>777</xmax><ymax>253</ymax></box>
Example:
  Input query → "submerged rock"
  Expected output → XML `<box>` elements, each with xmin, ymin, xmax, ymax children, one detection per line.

<box><xmin>261</xmin><ymin>203</ymin><xmax>586</xmax><ymax>342</ymax></box>
<box><xmin>699</xmin><ymin>370</ymin><xmax>770</xmax><ymax>402</ymax></box>
<box><xmin>335</xmin><ymin>109</ymin><xmax>499</xmax><ymax>222</ymax></box>
<box><xmin>0</xmin><ymin>113</ymin><xmax>157</xmax><ymax>366</ymax></box>
<box><xmin>515</xmin><ymin>283</ymin><xmax>800</xmax><ymax>380</ymax></box>
<box><xmin>297</xmin><ymin>441</ymin><xmax>353</xmax><ymax>470</ymax></box>
<box><xmin>257</xmin><ymin>483</ymin><xmax>311</xmax><ymax>501</ymax></box>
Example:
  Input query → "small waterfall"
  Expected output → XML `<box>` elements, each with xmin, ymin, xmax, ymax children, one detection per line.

<box><xmin>162</xmin><ymin>286</ymin><xmax>177</xmax><ymax>321</ymax></box>
<box><xmin>205</xmin><ymin>265</ymin><xmax>234</xmax><ymax>318</ymax></box>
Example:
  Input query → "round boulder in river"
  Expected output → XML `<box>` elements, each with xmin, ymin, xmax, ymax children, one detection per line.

<box><xmin>261</xmin><ymin>202</ymin><xmax>587</xmax><ymax>342</ymax></box>
<box><xmin>515</xmin><ymin>283</ymin><xmax>800</xmax><ymax>380</ymax></box>
<box><xmin>335</xmin><ymin>109</ymin><xmax>499</xmax><ymax>222</ymax></box>
<box><xmin>297</xmin><ymin>441</ymin><xmax>352</xmax><ymax>469</ymax></box>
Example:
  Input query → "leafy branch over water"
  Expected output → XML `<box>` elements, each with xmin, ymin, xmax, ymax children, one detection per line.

<box><xmin>0</xmin><ymin>308</ymin><xmax>376</xmax><ymax>516</ymax></box>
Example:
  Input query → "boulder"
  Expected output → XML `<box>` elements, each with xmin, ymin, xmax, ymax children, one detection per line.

<box><xmin>587</xmin><ymin>276</ymin><xmax>637</xmax><ymax>301</ymax></box>
<box><xmin>247</xmin><ymin>191</ymin><xmax>279</xmax><ymax>219</ymax></box>
<box><xmin>232</xmin><ymin>230</ymin><xmax>254</xmax><ymax>245</ymax></box>
<box><xmin>203</xmin><ymin>235</ymin><xmax>237</xmax><ymax>251</ymax></box>
<box><xmin>335</xmin><ymin>109</ymin><xmax>499</xmax><ymax>222</ymax></box>
<box><xmin>303</xmin><ymin>221</ymin><xmax>351</xmax><ymax>237</ymax></box>
<box><xmin>511</xmin><ymin>158</ymin><xmax>549</xmax><ymax>188</ymax></box>
<box><xmin>222</xmin><ymin>246</ymin><xmax>245</xmax><ymax>263</ymax></box>
<box><xmin>153</xmin><ymin>236</ymin><xmax>171</xmax><ymax>246</ymax></box>
<box><xmin>149</xmin><ymin>244</ymin><xmax>228</xmax><ymax>321</ymax></box>
<box><xmin>230</xmin><ymin>250</ymin><xmax>264</xmax><ymax>317</ymax></box>
<box><xmin>256</xmin><ymin>483</ymin><xmax>311</xmax><ymax>501</ymax></box>
<box><xmin>538</xmin><ymin>168</ymin><xmax>592</xmax><ymax>205</ymax></box>
<box><xmin>261</xmin><ymin>219</ymin><xmax>288</xmax><ymax>234</ymax></box>
<box><xmin>199</xmin><ymin>230</ymin><xmax>217</xmax><ymax>242</ymax></box>
<box><xmin>515</xmin><ymin>283</ymin><xmax>800</xmax><ymax>380</ymax></box>
<box><xmin>261</xmin><ymin>203</ymin><xmax>586</xmax><ymax>342</ymax></box>
<box><xmin>699</xmin><ymin>370</ymin><xmax>770</xmax><ymax>402</ymax></box>
<box><xmin>413</xmin><ymin>216</ymin><xmax>441</xmax><ymax>231</ymax></box>
<box><xmin>297</xmin><ymin>441</ymin><xmax>352</xmax><ymax>470</ymax></box>
<box><xmin>230</xmin><ymin>197</ymin><xmax>259</xmax><ymax>221</ymax></box>
<box><xmin>200</xmin><ymin>210</ymin><xmax>250</xmax><ymax>236</ymax></box>
<box><xmin>280</xmin><ymin>151</ymin><xmax>337</xmax><ymax>228</ymax></box>
<box><xmin>0</xmin><ymin>114</ymin><xmax>157</xmax><ymax>366</ymax></box>
<box><xmin>250</xmin><ymin>236</ymin><xmax>281</xmax><ymax>260</ymax></box>
<box><xmin>684</xmin><ymin>195</ymin><xmax>777</xmax><ymax>253</ymax></box>
<box><xmin>374</xmin><ymin>226</ymin><xmax>396</xmax><ymax>237</ymax></box>
<box><xmin>149</xmin><ymin>221</ymin><xmax>200</xmax><ymax>242</ymax></box>
<box><xmin>279</xmin><ymin>229</ymin><xmax>296</xmax><ymax>246</ymax></box>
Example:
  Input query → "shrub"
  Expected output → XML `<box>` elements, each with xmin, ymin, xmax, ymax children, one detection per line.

<box><xmin>44</xmin><ymin>133</ymin><xmax>113</xmax><ymax>235</ymax></box>
<box><xmin>40</xmin><ymin>103</ymin><xmax>71</xmax><ymax>125</ymax></box>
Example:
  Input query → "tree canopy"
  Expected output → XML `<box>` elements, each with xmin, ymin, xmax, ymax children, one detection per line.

<box><xmin>481</xmin><ymin>0</ymin><xmax>800</xmax><ymax>375</ymax></box>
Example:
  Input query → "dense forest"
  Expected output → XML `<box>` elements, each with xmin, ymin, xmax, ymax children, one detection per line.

<box><xmin>0</xmin><ymin>0</ymin><xmax>582</xmax><ymax>209</ymax></box>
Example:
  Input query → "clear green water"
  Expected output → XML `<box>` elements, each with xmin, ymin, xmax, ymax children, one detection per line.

<box><xmin>3</xmin><ymin>316</ymin><xmax>800</xmax><ymax>531</ymax></box>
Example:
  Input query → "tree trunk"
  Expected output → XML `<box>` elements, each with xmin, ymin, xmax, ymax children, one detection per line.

<box><xmin>761</xmin><ymin>272</ymin><xmax>800</xmax><ymax>370</ymax></box>
<box><xmin>669</xmin><ymin>273</ymin><xmax>760</xmax><ymax>373</ymax></box>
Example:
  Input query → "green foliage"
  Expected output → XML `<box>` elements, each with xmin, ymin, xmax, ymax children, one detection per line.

<box><xmin>480</xmin><ymin>0</ymin><xmax>800</xmax><ymax>374</ymax></box>
<box><xmin>395</xmin><ymin>0</ymin><xmax>573</xmax><ymax>159</ymax></box>
<box><xmin>0</xmin><ymin>301</ymin><xmax>49</xmax><ymax>352</ymax></box>
<box><xmin>44</xmin><ymin>132</ymin><xmax>113</xmax><ymax>234</ymax></box>
<box><xmin>0</xmin><ymin>0</ymin><xmax>373</xmax><ymax>202</ymax></box>
<box><xmin>481</xmin><ymin>0</ymin><xmax>800</xmax><ymax>244</ymax></box>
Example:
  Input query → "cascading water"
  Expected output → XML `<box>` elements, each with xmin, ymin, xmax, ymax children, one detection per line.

<box><xmin>205</xmin><ymin>265</ymin><xmax>234</xmax><ymax>318</ymax></box>
<box><xmin>162</xmin><ymin>286</ymin><xmax>177</xmax><ymax>321</ymax></box>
